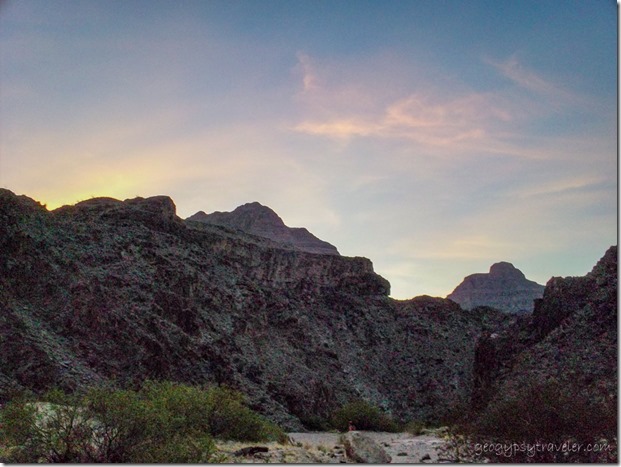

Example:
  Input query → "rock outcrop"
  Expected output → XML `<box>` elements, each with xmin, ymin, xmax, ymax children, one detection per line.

<box><xmin>447</xmin><ymin>262</ymin><xmax>545</xmax><ymax>313</ymax></box>
<box><xmin>187</xmin><ymin>202</ymin><xmax>339</xmax><ymax>255</ymax></box>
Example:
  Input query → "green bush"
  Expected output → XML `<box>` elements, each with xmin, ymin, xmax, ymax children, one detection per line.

<box><xmin>0</xmin><ymin>395</ymin><xmax>36</xmax><ymax>449</ymax></box>
<box><xmin>0</xmin><ymin>389</ymin><xmax>100</xmax><ymax>462</ymax></box>
<box><xmin>0</xmin><ymin>381</ymin><xmax>286</xmax><ymax>463</ymax></box>
<box><xmin>331</xmin><ymin>399</ymin><xmax>399</xmax><ymax>432</ymax></box>
<box><xmin>203</xmin><ymin>385</ymin><xmax>286</xmax><ymax>442</ymax></box>
<box><xmin>85</xmin><ymin>385</ymin><xmax>204</xmax><ymax>463</ymax></box>
<box><xmin>443</xmin><ymin>378</ymin><xmax>618</xmax><ymax>462</ymax></box>
<box><xmin>476</xmin><ymin>379</ymin><xmax>615</xmax><ymax>444</ymax></box>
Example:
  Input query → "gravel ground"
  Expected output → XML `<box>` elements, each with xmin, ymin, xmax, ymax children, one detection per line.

<box><xmin>288</xmin><ymin>431</ymin><xmax>448</xmax><ymax>463</ymax></box>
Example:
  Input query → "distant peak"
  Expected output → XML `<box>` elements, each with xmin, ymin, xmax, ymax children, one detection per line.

<box><xmin>489</xmin><ymin>261</ymin><xmax>525</xmax><ymax>279</ymax></box>
<box><xmin>231</xmin><ymin>202</ymin><xmax>284</xmax><ymax>225</ymax></box>
<box><xmin>186</xmin><ymin>202</ymin><xmax>339</xmax><ymax>255</ymax></box>
<box><xmin>447</xmin><ymin>261</ymin><xmax>544</xmax><ymax>313</ymax></box>
<box><xmin>235</xmin><ymin>201</ymin><xmax>278</xmax><ymax>214</ymax></box>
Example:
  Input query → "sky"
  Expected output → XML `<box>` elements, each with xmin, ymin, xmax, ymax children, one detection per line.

<box><xmin>0</xmin><ymin>0</ymin><xmax>617</xmax><ymax>299</ymax></box>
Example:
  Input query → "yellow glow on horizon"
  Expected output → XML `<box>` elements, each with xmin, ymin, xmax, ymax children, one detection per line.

<box><xmin>38</xmin><ymin>185</ymin><xmax>138</xmax><ymax>211</ymax></box>
<box><xmin>21</xmin><ymin>155</ymin><xmax>174</xmax><ymax>211</ymax></box>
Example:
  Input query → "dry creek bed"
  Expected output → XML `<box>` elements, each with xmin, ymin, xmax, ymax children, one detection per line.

<box><xmin>216</xmin><ymin>430</ymin><xmax>448</xmax><ymax>463</ymax></box>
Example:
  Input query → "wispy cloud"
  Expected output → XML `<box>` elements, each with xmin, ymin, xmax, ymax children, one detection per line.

<box><xmin>291</xmin><ymin>52</ymin><xmax>608</xmax><ymax>166</ymax></box>
<box><xmin>293</xmin><ymin>90</ymin><xmax>510</xmax><ymax>147</ymax></box>
<box><xmin>291</xmin><ymin>53</ymin><xmax>521</xmax><ymax>150</ymax></box>
<box><xmin>295</xmin><ymin>52</ymin><xmax>320</xmax><ymax>92</ymax></box>
<box><xmin>487</xmin><ymin>56</ymin><xmax>561</xmax><ymax>95</ymax></box>
<box><xmin>484</xmin><ymin>55</ymin><xmax>593</xmax><ymax>109</ymax></box>
<box><xmin>509</xmin><ymin>175</ymin><xmax>612</xmax><ymax>199</ymax></box>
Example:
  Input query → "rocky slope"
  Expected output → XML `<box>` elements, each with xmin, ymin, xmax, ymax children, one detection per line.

<box><xmin>0</xmin><ymin>189</ymin><xmax>505</xmax><ymax>429</ymax></box>
<box><xmin>447</xmin><ymin>262</ymin><xmax>545</xmax><ymax>314</ymax></box>
<box><xmin>471</xmin><ymin>246</ymin><xmax>617</xmax><ymax>412</ymax></box>
<box><xmin>187</xmin><ymin>202</ymin><xmax>339</xmax><ymax>255</ymax></box>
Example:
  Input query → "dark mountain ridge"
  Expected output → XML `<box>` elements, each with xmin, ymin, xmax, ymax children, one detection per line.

<box><xmin>0</xmin><ymin>189</ymin><xmax>615</xmax><ymax>434</ymax></box>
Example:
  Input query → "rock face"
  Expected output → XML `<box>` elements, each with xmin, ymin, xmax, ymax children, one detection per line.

<box><xmin>0</xmin><ymin>189</ymin><xmax>504</xmax><ymax>429</ymax></box>
<box><xmin>187</xmin><ymin>202</ymin><xmax>339</xmax><ymax>256</ymax></box>
<box><xmin>447</xmin><ymin>262</ymin><xmax>545</xmax><ymax>313</ymax></box>
<box><xmin>471</xmin><ymin>246</ymin><xmax>617</xmax><ymax>413</ymax></box>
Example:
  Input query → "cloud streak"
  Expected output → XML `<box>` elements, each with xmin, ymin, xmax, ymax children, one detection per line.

<box><xmin>295</xmin><ymin>91</ymin><xmax>513</xmax><ymax>148</ymax></box>
<box><xmin>484</xmin><ymin>55</ymin><xmax>591</xmax><ymax>109</ymax></box>
<box><xmin>288</xmin><ymin>50</ymin><xmax>616</xmax><ymax>298</ymax></box>
<box><xmin>291</xmin><ymin>53</ymin><xmax>612</xmax><ymax>166</ymax></box>
<box><xmin>295</xmin><ymin>52</ymin><xmax>321</xmax><ymax>92</ymax></box>
<box><xmin>290</xmin><ymin>54</ymin><xmax>534</xmax><ymax>152</ymax></box>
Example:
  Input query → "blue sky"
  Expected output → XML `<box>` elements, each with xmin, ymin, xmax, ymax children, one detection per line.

<box><xmin>1</xmin><ymin>0</ymin><xmax>617</xmax><ymax>298</ymax></box>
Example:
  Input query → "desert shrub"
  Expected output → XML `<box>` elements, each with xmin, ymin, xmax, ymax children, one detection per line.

<box><xmin>442</xmin><ymin>378</ymin><xmax>617</xmax><ymax>462</ymax></box>
<box><xmin>203</xmin><ymin>385</ymin><xmax>286</xmax><ymax>442</ymax></box>
<box><xmin>92</xmin><ymin>382</ymin><xmax>224</xmax><ymax>462</ymax></box>
<box><xmin>0</xmin><ymin>381</ymin><xmax>285</xmax><ymax>463</ymax></box>
<box><xmin>331</xmin><ymin>399</ymin><xmax>399</xmax><ymax>432</ymax></box>
<box><xmin>0</xmin><ymin>389</ymin><xmax>100</xmax><ymax>462</ymax></box>
<box><xmin>139</xmin><ymin>380</ymin><xmax>212</xmax><ymax>436</ymax></box>
<box><xmin>0</xmin><ymin>395</ymin><xmax>40</xmax><ymax>462</ymax></box>
<box><xmin>0</xmin><ymin>385</ymin><xmax>216</xmax><ymax>463</ymax></box>
<box><xmin>0</xmin><ymin>394</ymin><xmax>36</xmax><ymax>448</ymax></box>
<box><xmin>478</xmin><ymin>379</ymin><xmax>615</xmax><ymax>440</ymax></box>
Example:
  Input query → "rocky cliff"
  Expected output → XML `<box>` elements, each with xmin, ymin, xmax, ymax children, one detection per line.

<box><xmin>0</xmin><ymin>189</ymin><xmax>504</xmax><ymax>429</ymax></box>
<box><xmin>187</xmin><ymin>202</ymin><xmax>339</xmax><ymax>256</ymax></box>
<box><xmin>447</xmin><ymin>262</ymin><xmax>545</xmax><ymax>313</ymax></box>
<box><xmin>471</xmin><ymin>246</ymin><xmax>617</xmax><ymax>412</ymax></box>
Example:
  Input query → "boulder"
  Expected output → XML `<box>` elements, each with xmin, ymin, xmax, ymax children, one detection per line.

<box><xmin>341</xmin><ymin>432</ymin><xmax>392</xmax><ymax>463</ymax></box>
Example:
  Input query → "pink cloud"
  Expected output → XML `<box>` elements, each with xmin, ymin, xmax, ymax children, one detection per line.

<box><xmin>291</xmin><ymin>53</ymin><xmax>523</xmax><ymax>149</ymax></box>
<box><xmin>291</xmin><ymin>52</ymin><xmax>602</xmax><ymax>159</ymax></box>
<box><xmin>293</xmin><ymin>91</ymin><xmax>510</xmax><ymax>148</ymax></box>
